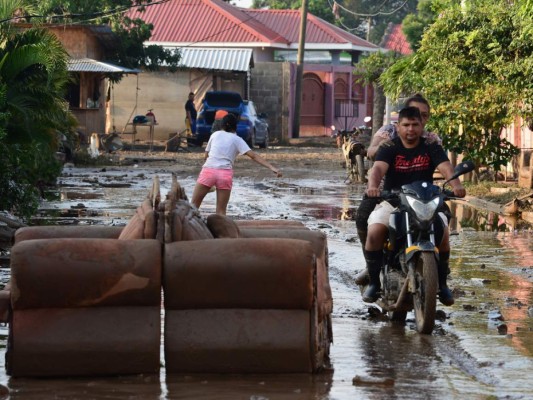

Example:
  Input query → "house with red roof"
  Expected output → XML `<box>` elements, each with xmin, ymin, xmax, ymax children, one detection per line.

<box><xmin>112</xmin><ymin>0</ymin><xmax>379</xmax><ymax>143</ymax></box>
<box><xmin>380</xmin><ymin>23</ymin><xmax>413</xmax><ymax>56</ymax></box>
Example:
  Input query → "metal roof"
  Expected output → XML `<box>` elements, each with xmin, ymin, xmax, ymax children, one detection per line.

<box><xmin>178</xmin><ymin>48</ymin><xmax>253</xmax><ymax>71</ymax></box>
<box><xmin>244</xmin><ymin>9</ymin><xmax>379</xmax><ymax>51</ymax></box>
<box><xmin>127</xmin><ymin>0</ymin><xmax>378</xmax><ymax>52</ymax></box>
<box><xmin>128</xmin><ymin>0</ymin><xmax>287</xmax><ymax>46</ymax></box>
<box><xmin>67</xmin><ymin>59</ymin><xmax>140</xmax><ymax>73</ymax></box>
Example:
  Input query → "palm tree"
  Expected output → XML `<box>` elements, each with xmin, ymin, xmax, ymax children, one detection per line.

<box><xmin>0</xmin><ymin>0</ymin><xmax>74</xmax><ymax>217</ymax></box>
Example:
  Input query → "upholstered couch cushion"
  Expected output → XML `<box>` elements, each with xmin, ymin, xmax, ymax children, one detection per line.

<box><xmin>206</xmin><ymin>214</ymin><xmax>241</xmax><ymax>238</ymax></box>
<box><xmin>168</xmin><ymin>200</ymin><xmax>213</xmax><ymax>242</ymax></box>
<box><xmin>118</xmin><ymin>199</ymin><xmax>157</xmax><ymax>240</ymax></box>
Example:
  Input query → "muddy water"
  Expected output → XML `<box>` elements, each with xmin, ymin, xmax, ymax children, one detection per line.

<box><xmin>1</xmin><ymin>149</ymin><xmax>533</xmax><ymax>399</ymax></box>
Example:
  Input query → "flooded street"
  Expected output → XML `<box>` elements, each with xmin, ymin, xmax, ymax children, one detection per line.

<box><xmin>1</xmin><ymin>146</ymin><xmax>532</xmax><ymax>399</ymax></box>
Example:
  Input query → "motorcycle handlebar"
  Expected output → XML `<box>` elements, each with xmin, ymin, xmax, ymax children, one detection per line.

<box><xmin>367</xmin><ymin>188</ymin><xmax>457</xmax><ymax>201</ymax></box>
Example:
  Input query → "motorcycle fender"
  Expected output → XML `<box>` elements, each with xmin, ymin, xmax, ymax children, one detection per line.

<box><xmin>405</xmin><ymin>242</ymin><xmax>438</xmax><ymax>264</ymax></box>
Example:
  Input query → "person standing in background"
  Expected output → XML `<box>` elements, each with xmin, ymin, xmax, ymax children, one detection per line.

<box><xmin>185</xmin><ymin>92</ymin><xmax>197</xmax><ymax>135</ymax></box>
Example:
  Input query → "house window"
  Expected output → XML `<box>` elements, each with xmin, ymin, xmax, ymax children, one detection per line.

<box><xmin>334</xmin><ymin>99</ymin><xmax>359</xmax><ymax>118</ymax></box>
<box><xmin>274</xmin><ymin>50</ymin><xmax>352</xmax><ymax>64</ymax></box>
<box><xmin>65</xmin><ymin>73</ymin><xmax>101</xmax><ymax>109</ymax></box>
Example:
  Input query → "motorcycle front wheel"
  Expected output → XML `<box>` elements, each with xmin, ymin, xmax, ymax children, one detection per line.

<box><xmin>413</xmin><ymin>252</ymin><xmax>438</xmax><ymax>334</ymax></box>
<box><xmin>389</xmin><ymin>310</ymin><xmax>407</xmax><ymax>323</ymax></box>
<box><xmin>356</xmin><ymin>154</ymin><xmax>366</xmax><ymax>183</ymax></box>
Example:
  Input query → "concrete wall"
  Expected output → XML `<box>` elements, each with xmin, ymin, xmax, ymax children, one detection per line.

<box><xmin>249</xmin><ymin>62</ymin><xmax>290</xmax><ymax>143</ymax></box>
<box><xmin>110</xmin><ymin>71</ymin><xmax>193</xmax><ymax>141</ymax></box>
<box><xmin>110</xmin><ymin>69</ymin><xmax>250</xmax><ymax>141</ymax></box>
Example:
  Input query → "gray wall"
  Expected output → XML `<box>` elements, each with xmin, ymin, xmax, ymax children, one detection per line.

<box><xmin>250</xmin><ymin>62</ymin><xmax>290</xmax><ymax>144</ymax></box>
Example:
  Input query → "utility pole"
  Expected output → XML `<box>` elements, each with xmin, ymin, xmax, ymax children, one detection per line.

<box><xmin>292</xmin><ymin>0</ymin><xmax>309</xmax><ymax>139</ymax></box>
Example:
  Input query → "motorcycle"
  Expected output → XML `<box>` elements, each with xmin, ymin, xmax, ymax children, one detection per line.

<box><xmin>333</xmin><ymin>123</ymin><xmax>372</xmax><ymax>183</ymax></box>
<box><xmin>358</xmin><ymin>160</ymin><xmax>475</xmax><ymax>334</ymax></box>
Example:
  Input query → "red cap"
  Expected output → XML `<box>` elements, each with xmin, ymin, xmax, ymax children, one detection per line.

<box><xmin>215</xmin><ymin>110</ymin><xmax>228</xmax><ymax>119</ymax></box>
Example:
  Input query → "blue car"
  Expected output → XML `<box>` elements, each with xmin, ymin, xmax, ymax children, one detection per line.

<box><xmin>194</xmin><ymin>91</ymin><xmax>269</xmax><ymax>148</ymax></box>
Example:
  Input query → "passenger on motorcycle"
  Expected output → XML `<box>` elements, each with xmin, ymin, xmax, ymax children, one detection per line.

<box><xmin>362</xmin><ymin>106</ymin><xmax>466</xmax><ymax>306</ymax></box>
<box><xmin>366</xmin><ymin>94</ymin><xmax>440</xmax><ymax>161</ymax></box>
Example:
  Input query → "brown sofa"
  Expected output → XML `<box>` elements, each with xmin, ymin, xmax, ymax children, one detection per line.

<box><xmin>3</xmin><ymin>185</ymin><xmax>162</xmax><ymax>377</ymax></box>
<box><xmin>163</xmin><ymin>237</ymin><xmax>330</xmax><ymax>373</ymax></box>
<box><xmin>0</xmin><ymin>177</ymin><xmax>333</xmax><ymax>376</ymax></box>
<box><xmin>161</xmin><ymin>189</ymin><xmax>332</xmax><ymax>373</ymax></box>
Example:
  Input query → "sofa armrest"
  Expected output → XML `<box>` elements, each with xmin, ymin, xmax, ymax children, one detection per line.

<box><xmin>238</xmin><ymin>228</ymin><xmax>332</xmax><ymax>321</ymax></box>
<box><xmin>235</xmin><ymin>220</ymin><xmax>306</xmax><ymax>229</ymax></box>
<box><xmin>11</xmin><ymin>239</ymin><xmax>161</xmax><ymax>309</ymax></box>
<box><xmin>15</xmin><ymin>226</ymin><xmax>124</xmax><ymax>243</ymax></box>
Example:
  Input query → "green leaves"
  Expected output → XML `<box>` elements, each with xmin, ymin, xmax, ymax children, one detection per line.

<box><xmin>381</xmin><ymin>0</ymin><xmax>532</xmax><ymax>175</ymax></box>
<box><xmin>0</xmin><ymin>1</ymin><xmax>72</xmax><ymax>217</ymax></box>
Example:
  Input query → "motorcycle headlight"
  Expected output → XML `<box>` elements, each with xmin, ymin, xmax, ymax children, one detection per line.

<box><xmin>406</xmin><ymin>196</ymin><xmax>439</xmax><ymax>222</ymax></box>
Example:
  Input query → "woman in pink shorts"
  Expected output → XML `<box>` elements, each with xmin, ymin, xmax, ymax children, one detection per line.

<box><xmin>191</xmin><ymin>114</ymin><xmax>282</xmax><ymax>215</ymax></box>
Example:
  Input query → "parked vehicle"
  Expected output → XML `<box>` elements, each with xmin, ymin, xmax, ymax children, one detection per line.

<box><xmin>334</xmin><ymin>118</ymin><xmax>372</xmax><ymax>183</ymax></box>
<box><xmin>194</xmin><ymin>91</ymin><xmax>269</xmax><ymax>148</ymax></box>
<box><xmin>357</xmin><ymin>160</ymin><xmax>475</xmax><ymax>334</ymax></box>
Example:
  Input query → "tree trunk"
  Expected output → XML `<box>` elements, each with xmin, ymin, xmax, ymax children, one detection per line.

<box><xmin>372</xmin><ymin>83</ymin><xmax>386</xmax><ymax>135</ymax></box>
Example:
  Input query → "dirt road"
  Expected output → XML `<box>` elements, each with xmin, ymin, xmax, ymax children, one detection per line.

<box><xmin>1</xmin><ymin>145</ymin><xmax>532</xmax><ymax>399</ymax></box>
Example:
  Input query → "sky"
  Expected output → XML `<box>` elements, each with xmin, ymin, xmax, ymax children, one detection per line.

<box><xmin>231</xmin><ymin>0</ymin><xmax>253</xmax><ymax>8</ymax></box>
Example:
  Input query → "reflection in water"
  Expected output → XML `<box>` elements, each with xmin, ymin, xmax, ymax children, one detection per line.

<box><xmin>353</xmin><ymin>323</ymin><xmax>458</xmax><ymax>399</ymax></box>
<box><xmin>451</xmin><ymin>228</ymin><xmax>533</xmax><ymax>363</ymax></box>
<box><xmin>166</xmin><ymin>372</ymin><xmax>333</xmax><ymax>400</ymax></box>
<box><xmin>449</xmin><ymin>201</ymin><xmax>532</xmax><ymax>232</ymax></box>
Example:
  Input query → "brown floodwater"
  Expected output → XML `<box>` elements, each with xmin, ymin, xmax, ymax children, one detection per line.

<box><xmin>1</xmin><ymin>150</ymin><xmax>532</xmax><ymax>399</ymax></box>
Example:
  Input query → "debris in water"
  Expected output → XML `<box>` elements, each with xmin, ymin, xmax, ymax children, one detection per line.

<box><xmin>352</xmin><ymin>375</ymin><xmax>394</xmax><ymax>387</ymax></box>
<box><xmin>497</xmin><ymin>324</ymin><xmax>508</xmax><ymax>335</ymax></box>
<box><xmin>488</xmin><ymin>309</ymin><xmax>504</xmax><ymax>321</ymax></box>
<box><xmin>436</xmin><ymin>309</ymin><xmax>447</xmax><ymax>321</ymax></box>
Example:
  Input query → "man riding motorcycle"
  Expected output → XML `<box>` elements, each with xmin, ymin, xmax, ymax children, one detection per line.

<box><xmin>362</xmin><ymin>106</ymin><xmax>466</xmax><ymax>306</ymax></box>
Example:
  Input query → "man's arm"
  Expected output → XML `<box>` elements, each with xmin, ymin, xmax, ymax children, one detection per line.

<box><xmin>366</xmin><ymin>135</ymin><xmax>389</xmax><ymax>160</ymax></box>
<box><xmin>365</xmin><ymin>161</ymin><xmax>389</xmax><ymax>197</ymax></box>
<box><xmin>436</xmin><ymin>161</ymin><xmax>466</xmax><ymax>197</ymax></box>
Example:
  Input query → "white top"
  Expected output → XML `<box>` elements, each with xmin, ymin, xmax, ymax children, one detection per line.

<box><xmin>203</xmin><ymin>130</ymin><xmax>251</xmax><ymax>169</ymax></box>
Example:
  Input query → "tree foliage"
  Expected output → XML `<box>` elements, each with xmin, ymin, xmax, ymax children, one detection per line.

<box><xmin>252</xmin><ymin>0</ymin><xmax>336</xmax><ymax>23</ymax></box>
<box><xmin>0</xmin><ymin>0</ymin><xmax>72</xmax><ymax>218</ymax></box>
<box><xmin>401</xmin><ymin>0</ymin><xmax>441</xmax><ymax>50</ymax></box>
<box><xmin>25</xmin><ymin>0</ymin><xmax>180</xmax><ymax>70</ymax></box>
<box><xmin>380</xmin><ymin>0</ymin><xmax>532</xmax><ymax>174</ymax></box>
<box><xmin>339</xmin><ymin>0</ymin><xmax>418</xmax><ymax>43</ymax></box>
<box><xmin>354</xmin><ymin>51</ymin><xmax>401</xmax><ymax>130</ymax></box>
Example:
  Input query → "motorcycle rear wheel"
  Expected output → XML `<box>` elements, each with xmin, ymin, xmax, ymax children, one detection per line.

<box><xmin>413</xmin><ymin>253</ymin><xmax>438</xmax><ymax>334</ymax></box>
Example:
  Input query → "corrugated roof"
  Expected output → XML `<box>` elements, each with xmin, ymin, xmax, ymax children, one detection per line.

<box><xmin>380</xmin><ymin>23</ymin><xmax>412</xmax><ymax>55</ymax></box>
<box><xmin>244</xmin><ymin>9</ymin><xmax>379</xmax><ymax>51</ymax></box>
<box><xmin>128</xmin><ymin>0</ymin><xmax>287</xmax><ymax>46</ymax></box>
<box><xmin>68</xmin><ymin>58</ymin><xmax>140</xmax><ymax>73</ymax></box>
<box><xmin>128</xmin><ymin>0</ymin><xmax>378</xmax><ymax>51</ymax></box>
<box><xmin>179</xmin><ymin>48</ymin><xmax>253</xmax><ymax>71</ymax></box>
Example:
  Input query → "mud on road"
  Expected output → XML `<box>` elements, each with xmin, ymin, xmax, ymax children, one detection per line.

<box><xmin>1</xmin><ymin>145</ymin><xmax>532</xmax><ymax>399</ymax></box>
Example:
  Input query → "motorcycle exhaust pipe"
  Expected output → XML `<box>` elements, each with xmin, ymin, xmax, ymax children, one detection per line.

<box><xmin>389</xmin><ymin>278</ymin><xmax>409</xmax><ymax>311</ymax></box>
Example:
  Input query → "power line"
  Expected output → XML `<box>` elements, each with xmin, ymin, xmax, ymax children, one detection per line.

<box><xmin>0</xmin><ymin>0</ymin><xmax>171</xmax><ymax>25</ymax></box>
<box><xmin>330</xmin><ymin>0</ymin><xmax>409</xmax><ymax>18</ymax></box>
